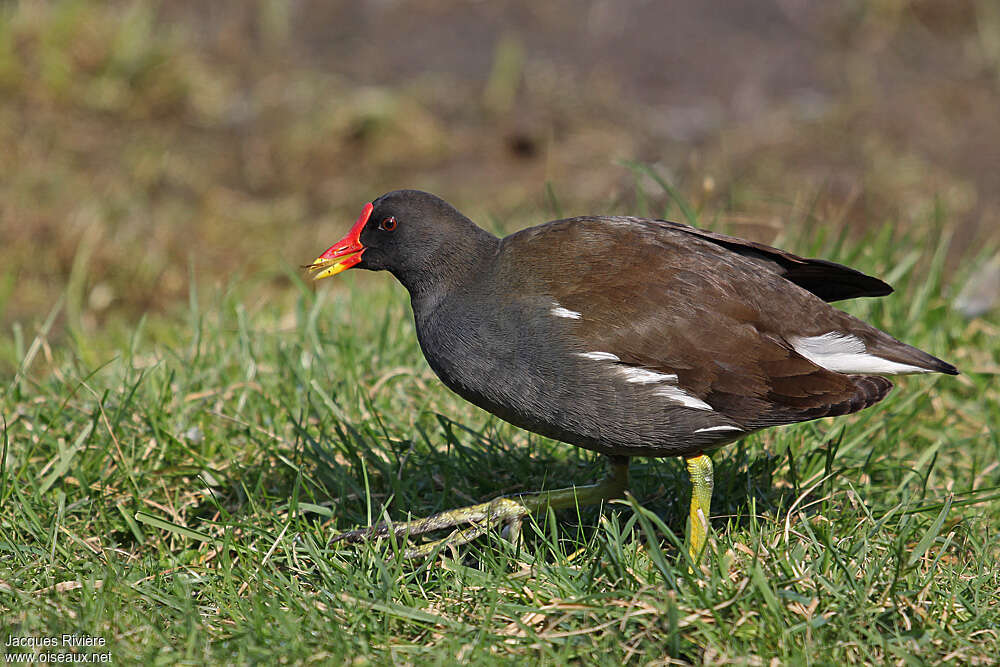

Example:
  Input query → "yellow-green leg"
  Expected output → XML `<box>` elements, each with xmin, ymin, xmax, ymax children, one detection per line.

<box><xmin>685</xmin><ymin>454</ymin><xmax>714</xmax><ymax>563</ymax></box>
<box><xmin>333</xmin><ymin>456</ymin><xmax>630</xmax><ymax>559</ymax></box>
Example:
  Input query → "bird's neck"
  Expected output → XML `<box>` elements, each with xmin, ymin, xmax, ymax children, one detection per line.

<box><xmin>395</xmin><ymin>225</ymin><xmax>500</xmax><ymax>308</ymax></box>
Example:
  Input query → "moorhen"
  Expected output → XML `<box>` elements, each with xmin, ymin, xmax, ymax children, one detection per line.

<box><xmin>309</xmin><ymin>190</ymin><xmax>957</xmax><ymax>561</ymax></box>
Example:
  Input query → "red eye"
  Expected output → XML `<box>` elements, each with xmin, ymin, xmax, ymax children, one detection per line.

<box><xmin>379</xmin><ymin>216</ymin><xmax>397</xmax><ymax>231</ymax></box>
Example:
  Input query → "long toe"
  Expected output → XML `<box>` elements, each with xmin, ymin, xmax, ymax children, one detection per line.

<box><xmin>331</xmin><ymin>459</ymin><xmax>629</xmax><ymax>557</ymax></box>
<box><xmin>330</xmin><ymin>497</ymin><xmax>532</xmax><ymax>553</ymax></box>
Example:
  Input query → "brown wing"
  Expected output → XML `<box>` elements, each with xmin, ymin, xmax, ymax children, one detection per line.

<box><xmin>502</xmin><ymin>217</ymin><xmax>893</xmax><ymax>430</ymax></box>
<box><xmin>653</xmin><ymin>219</ymin><xmax>894</xmax><ymax>302</ymax></box>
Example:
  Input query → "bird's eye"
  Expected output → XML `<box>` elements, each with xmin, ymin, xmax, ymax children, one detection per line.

<box><xmin>379</xmin><ymin>216</ymin><xmax>398</xmax><ymax>232</ymax></box>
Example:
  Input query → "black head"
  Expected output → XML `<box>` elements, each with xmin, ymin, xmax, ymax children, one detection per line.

<box><xmin>308</xmin><ymin>190</ymin><xmax>498</xmax><ymax>294</ymax></box>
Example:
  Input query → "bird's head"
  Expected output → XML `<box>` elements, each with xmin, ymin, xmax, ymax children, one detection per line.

<box><xmin>307</xmin><ymin>190</ymin><xmax>496</xmax><ymax>292</ymax></box>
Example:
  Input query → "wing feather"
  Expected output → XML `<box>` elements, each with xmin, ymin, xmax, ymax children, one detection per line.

<box><xmin>503</xmin><ymin>217</ymin><xmax>894</xmax><ymax>430</ymax></box>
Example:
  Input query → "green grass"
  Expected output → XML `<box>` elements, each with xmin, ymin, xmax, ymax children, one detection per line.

<box><xmin>2</xmin><ymin>208</ymin><xmax>998</xmax><ymax>664</ymax></box>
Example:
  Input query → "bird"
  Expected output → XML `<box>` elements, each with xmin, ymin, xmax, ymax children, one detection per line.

<box><xmin>307</xmin><ymin>189</ymin><xmax>958</xmax><ymax>562</ymax></box>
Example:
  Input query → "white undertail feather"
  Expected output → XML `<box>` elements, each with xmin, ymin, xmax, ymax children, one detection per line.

<box><xmin>790</xmin><ymin>332</ymin><xmax>931</xmax><ymax>375</ymax></box>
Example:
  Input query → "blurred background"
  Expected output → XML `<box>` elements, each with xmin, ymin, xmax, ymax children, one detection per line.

<box><xmin>2</xmin><ymin>0</ymin><xmax>999</xmax><ymax>342</ymax></box>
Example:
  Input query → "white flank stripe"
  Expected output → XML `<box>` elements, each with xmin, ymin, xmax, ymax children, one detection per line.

<box><xmin>573</xmin><ymin>352</ymin><xmax>710</xmax><ymax>409</ymax></box>
<box><xmin>551</xmin><ymin>306</ymin><xmax>582</xmax><ymax>320</ymax></box>
<box><xmin>790</xmin><ymin>332</ymin><xmax>930</xmax><ymax>375</ymax></box>
<box><xmin>619</xmin><ymin>367</ymin><xmax>678</xmax><ymax>384</ymax></box>
<box><xmin>577</xmin><ymin>351</ymin><xmax>621</xmax><ymax>362</ymax></box>
<box><xmin>694</xmin><ymin>425</ymin><xmax>743</xmax><ymax>434</ymax></box>
<box><xmin>652</xmin><ymin>386</ymin><xmax>713</xmax><ymax>410</ymax></box>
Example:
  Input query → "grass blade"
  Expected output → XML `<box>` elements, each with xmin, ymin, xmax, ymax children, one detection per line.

<box><xmin>906</xmin><ymin>494</ymin><xmax>953</xmax><ymax>568</ymax></box>
<box><xmin>134</xmin><ymin>511</ymin><xmax>218</xmax><ymax>544</ymax></box>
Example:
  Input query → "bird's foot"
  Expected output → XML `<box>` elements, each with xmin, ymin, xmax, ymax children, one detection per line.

<box><xmin>331</xmin><ymin>458</ymin><xmax>630</xmax><ymax>559</ymax></box>
<box><xmin>330</xmin><ymin>496</ymin><xmax>532</xmax><ymax>559</ymax></box>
